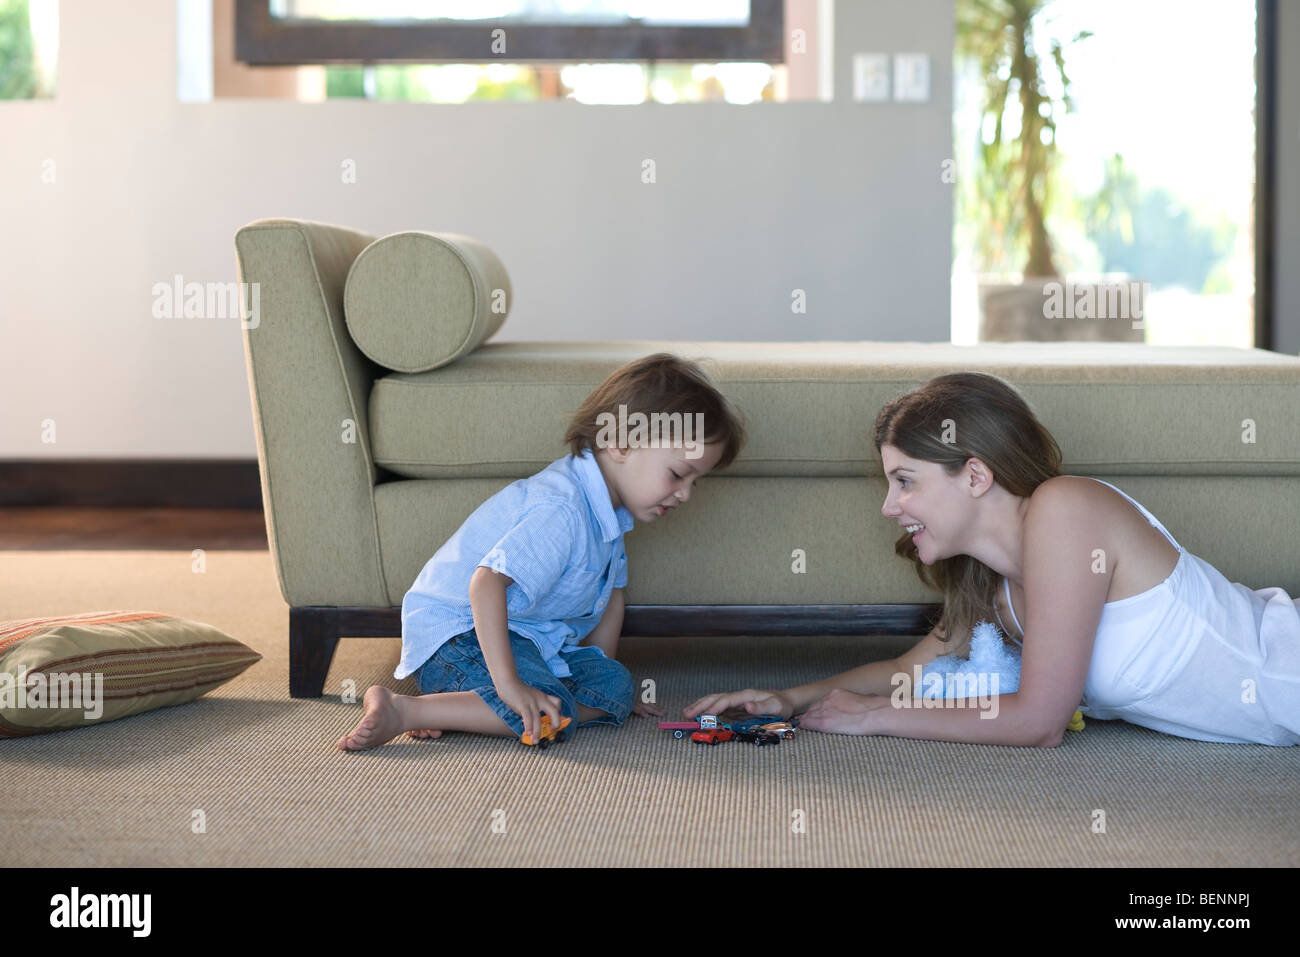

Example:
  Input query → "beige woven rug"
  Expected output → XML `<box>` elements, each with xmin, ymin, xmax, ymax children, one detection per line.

<box><xmin>1</xmin><ymin>550</ymin><xmax>1296</xmax><ymax>867</ymax></box>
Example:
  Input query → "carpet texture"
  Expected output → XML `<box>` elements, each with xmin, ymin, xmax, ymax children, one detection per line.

<box><xmin>1</xmin><ymin>550</ymin><xmax>1296</xmax><ymax>867</ymax></box>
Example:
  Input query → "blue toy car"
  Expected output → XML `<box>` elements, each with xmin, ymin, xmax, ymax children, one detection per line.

<box><xmin>726</xmin><ymin>713</ymin><xmax>787</xmax><ymax>733</ymax></box>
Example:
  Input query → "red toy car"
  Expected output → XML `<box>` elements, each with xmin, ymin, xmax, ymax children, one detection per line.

<box><xmin>690</xmin><ymin>714</ymin><xmax>733</xmax><ymax>746</ymax></box>
<box><xmin>691</xmin><ymin>727</ymin><xmax>734</xmax><ymax>745</ymax></box>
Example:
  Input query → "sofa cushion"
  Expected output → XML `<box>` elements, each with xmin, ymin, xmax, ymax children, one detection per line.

<box><xmin>344</xmin><ymin>231</ymin><xmax>512</xmax><ymax>373</ymax></box>
<box><xmin>367</xmin><ymin>340</ymin><xmax>1300</xmax><ymax>479</ymax></box>
<box><xmin>374</xmin><ymin>474</ymin><xmax>1300</xmax><ymax>605</ymax></box>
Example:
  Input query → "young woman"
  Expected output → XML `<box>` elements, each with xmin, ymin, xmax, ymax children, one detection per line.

<box><xmin>687</xmin><ymin>372</ymin><xmax>1299</xmax><ymax>748</ymax></box>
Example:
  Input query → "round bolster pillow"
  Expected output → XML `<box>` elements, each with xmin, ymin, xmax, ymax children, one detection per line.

<box><xmin>343</xmin><ymin>231</ymin><xmax>512</xmax><ymax>373</ymax></box>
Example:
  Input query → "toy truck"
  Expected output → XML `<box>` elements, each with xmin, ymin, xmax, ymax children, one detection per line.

<box><xmin>520</xmin><ymin>714</ymin><xmax>572</xmax><ymax>749</ymax></box>
<box><xmin>657</xmin><ymin>720</ymin><xmax>701</xmax><ymax>740</ymax></box>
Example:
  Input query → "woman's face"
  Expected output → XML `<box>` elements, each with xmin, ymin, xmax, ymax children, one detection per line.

<box><xmin>879</xmin><ymin>444</ymin><xmax>970</xmax><ymax>565</ymax></box>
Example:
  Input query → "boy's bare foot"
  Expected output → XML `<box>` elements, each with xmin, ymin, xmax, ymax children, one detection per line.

<box><xmin>337</xmin><ymin>685</ymin><xmax>409</xmax><ymax>751</ymax></box>
<box><xmin>407</xmin><ymin>728</ymin><xmax>443</xmax><ymax>739</ymax></box>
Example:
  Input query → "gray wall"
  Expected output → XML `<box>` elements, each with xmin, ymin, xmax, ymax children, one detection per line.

<box><xmin>0</xmin><ymin>0</ymin><xmax>954</xmax><ymax>459</ymax></box>
<box><xmin>1274</xmin><ymin>0</ymin><xmax>1300</xmax><ymax>355</ymax></box>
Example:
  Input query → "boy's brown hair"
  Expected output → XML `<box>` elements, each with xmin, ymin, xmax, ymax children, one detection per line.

<box><xmin>563</xmin><ymin>353</ymin><xmax>747</xmax><ymax>470</ymax></box>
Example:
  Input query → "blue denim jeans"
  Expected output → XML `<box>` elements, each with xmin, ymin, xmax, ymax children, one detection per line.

<box><xmin>414</xmin><ymin>627</ymin><xmax>634</xmax><ymax>738</ymax></box>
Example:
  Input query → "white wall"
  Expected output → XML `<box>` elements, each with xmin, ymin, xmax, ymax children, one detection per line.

<box><xmin>0</xmin><ymin>0</ymin><xmax>954</xmax><ymax>458</ymax></box>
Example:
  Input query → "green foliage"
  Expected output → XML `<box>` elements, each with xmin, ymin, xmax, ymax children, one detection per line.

<box><xmin>1202</xmin><ymin>262</ymin><xmax>1235</xmax><ymax>295</ymax></box>
<box><xmin>472</xmin><ymin>70</ymin><xmax>543</xmax><ymax>101</ymax></box>
<box><xmin>325</xmin><ymin>66</ymin><xmax>436</xmax><ymax>99</ymax></box>
<box><xmin>1088</xmin><ymin>175</ymin><xmax>1237</xmax><ymax>293</ymax></box>
<box><xmin>1084</xmin><ymin>153</ymin><xmax>1137</xmax><ymax>246</ymax></box>
<box><xmin>956</xmin><ymin>0</ymin><xmax>1091</xmax><ymax>277</ymax></box>
<box><xmin>0</xmin><ymin>0</ymin><xmax>36</xmax><ymax>99</ymax></box>
<box><xmin>320</xmin><ymin>61</ymin><xmax>748</xmax><ymax>103</ymax></box>
<box><xmin>324</xmin><ymin>64</ymin><xmax>542</xmax><ymax>101</ymax></box>
<box><xmin>373</xmin><ymin>66</ymin><xmax>431</xmax><ymax>101</ymax></box>
<box><xmin>325</xmin><ymin>66</ymin><xmax>367</xmax><ymax>98</ymax></box>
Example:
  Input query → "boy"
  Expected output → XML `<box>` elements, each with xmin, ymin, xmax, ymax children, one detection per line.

<box><xmin>338</xmin><ymin>353</ymin><xmax>746</xmax><ymax>750</ymax></box>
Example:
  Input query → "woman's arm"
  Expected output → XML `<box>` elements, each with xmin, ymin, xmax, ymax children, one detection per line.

<box><xmin>1014</xmin><ymin>477</ymin><xmax>1112</xmax><ymax>744</ymax></box>
<box><xmin>780</xmin><ymin>625</ymin><xmax>951</xmax><ymax>712</ymax></box>
<box><xmin>807</xmin><ymin>477</ymin><xmax>1111</xmax><ymax>747</ymax></box>
<box><xmin>683</xmin><ymin>625</ymin><xmax>949</xmax><ymax>718</ymax></box>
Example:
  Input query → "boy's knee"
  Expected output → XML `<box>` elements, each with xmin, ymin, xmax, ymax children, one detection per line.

<box><xmin>576</xmin><ymin>702</ymin><xmax>612</xmax><ymax>723</ymax></box>
<box><xmin>607</xmin><ymin>659</ymin><xmax>635</xmax><ymax>708</ymax></box>
<box><xmin>576</xmin><ymin>659</ymin><xmax>634</xmax><ymax>725</ymax></box>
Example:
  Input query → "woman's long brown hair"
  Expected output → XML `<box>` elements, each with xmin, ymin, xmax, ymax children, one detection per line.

<box><xmin>873</xmin><ymin>372</ymin><xmax>1063</xmax><ymax>656</ymax></box>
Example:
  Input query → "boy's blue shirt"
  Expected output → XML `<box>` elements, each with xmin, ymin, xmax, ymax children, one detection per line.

<box><xmin>395</xmin><ymin>448</ymin><xmax>635</xmax><ymax>682</ymax></box>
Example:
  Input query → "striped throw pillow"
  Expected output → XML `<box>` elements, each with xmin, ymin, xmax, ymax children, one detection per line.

<box><xmin>0</xmin><ymin>611</ymin><xmax>262</xmax><ymax>737</ymax></box>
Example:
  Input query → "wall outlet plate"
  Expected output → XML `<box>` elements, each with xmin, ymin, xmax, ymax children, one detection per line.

<box><xmin>893</xmin><ymin>53</ymin><xmax>930</xmax><ymax>102</ymax></box>
<box><xmin>853</xmin><ymin>53</ymin><xmax>890</xmax><ymax>102</ymax></box>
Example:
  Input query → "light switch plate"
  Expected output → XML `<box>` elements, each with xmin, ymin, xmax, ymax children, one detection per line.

<box><xmin>893</xmin><ymin>53</ymin><xmax>930</xmax><ymax>102</ymax></box>
<box><xmin>853</xmin><ymin>53</ymin><xmax>890</xmax><ymax>102</ymax></box>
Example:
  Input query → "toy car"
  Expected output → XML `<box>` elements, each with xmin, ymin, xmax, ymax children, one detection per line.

<box><xmin>734</xmin><ymin>728</ymin><xmax>781</xmax><ymax>746</ymax></box>
<box><xmin>691</xmin><ymin>726</ymin><xmax>734</xmax><ymax>746</ymax></box>
<box><xmin>727</xmin><ymin>713</ymin><xmax>788</xmax><ymax>733</ymax></box>
<box><xmin>758</xmin><ymin>720</ymin><xmax>797</xmax><ymax>740</ymax></box>
<box><xmin>520</xmin><ymin>714</ymin><xmax>572</xmax><ymax>749</ymax></box>
<box><xmin>690</xmin><ymin>713</ymin><xmax>734</xmax><ymax>745</ymax></box>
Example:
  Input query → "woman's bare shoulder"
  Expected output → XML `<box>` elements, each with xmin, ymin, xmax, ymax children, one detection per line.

<box><xmin>1026</xmin><ymin>475</ymin><xmax>1116</xmax><ymax>517</ymax></box>
<box><xmin>1022</xmin><ymin>476</ymin><xmax>1134</xmax><ymax>556</ymax></box>
<box><xmin>1029</xmin><ymin>475</ymin><xmax>1161</xmax><ymax>524</ymax></box>
<box><xmin>1025</xmin><ymin>476</ymin><xmax>1178</xmax><ymax>598</ymax></box>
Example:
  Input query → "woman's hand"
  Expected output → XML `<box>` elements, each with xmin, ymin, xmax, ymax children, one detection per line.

<box><xmin>684</xmin><ymin>689</ymin><xmax>794</xmax><ymax>720</ymax></box>
<box><xmin>797</xmin><ymin>688</ymin><xmax>892</xmax><ymax>735</ymax></box>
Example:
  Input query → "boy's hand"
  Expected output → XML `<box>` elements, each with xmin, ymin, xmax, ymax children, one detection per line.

<box><xmin>684</xmin><ymin>689</ymin><xmax>794</xmax><ymax>720</ymax></box>
<box><xmin>498</xmin><ymin>678</ymin><xmax>564</xmax><ymax>742</ymax></box>
<box><xmin>631</xmin><ymin>699</ymin><xmax>666</xmax><ymax>719</ymax></box>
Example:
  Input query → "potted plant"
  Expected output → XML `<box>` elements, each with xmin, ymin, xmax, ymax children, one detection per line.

<box><xmin>956</xmin><ymin>0</ymin><xmax>1144</xmax><ymax>341</ymax></box>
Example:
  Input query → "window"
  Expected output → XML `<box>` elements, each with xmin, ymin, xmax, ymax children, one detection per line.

<box><xmin>952</xmin><ymin>0</ymin><xmax>1260</xmax><ymax>348</ymax></box>
<box><xmin>230</xmin><ymin>0</ymin><xmax>791</xmax><ymax>104</ymax></box>
<box><xmin>0</xmin><ymin>0</ymin><xmax>57</xmax><ymax>100</ymax></box>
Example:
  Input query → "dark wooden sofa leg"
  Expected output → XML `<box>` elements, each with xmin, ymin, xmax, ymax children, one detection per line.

<box><xmin>289</xmin><ymin>607</ymin><xmax>341</xmax><ymax>698</ymax></box>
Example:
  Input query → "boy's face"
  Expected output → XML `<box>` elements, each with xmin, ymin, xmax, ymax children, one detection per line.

<box><xmin>598</xmin><ymin>442</ymin><xmax>727</xmax><ymax>523</ymax></box>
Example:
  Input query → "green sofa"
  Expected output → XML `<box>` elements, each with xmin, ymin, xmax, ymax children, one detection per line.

<box><xmin>234</xmin><ymin>217</ymin><xmax>1300</xmax><ymax>697</ymax></box>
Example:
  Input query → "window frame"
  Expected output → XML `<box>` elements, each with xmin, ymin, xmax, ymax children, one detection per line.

<box><xmin>233</xmin><ymin>0</ymin><xmax>785</xmax><ymax>66</ymax></box>
<box><xmin>1255</xmin><ymin>0</ymin><xmax>1276</xmax><ymax>350</ymax></box>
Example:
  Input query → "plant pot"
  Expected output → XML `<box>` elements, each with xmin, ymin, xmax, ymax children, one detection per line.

<box><xmin>977</xmin><ymin>277</ymin><xmax>1147</xmax><ymax>343</ymax></box>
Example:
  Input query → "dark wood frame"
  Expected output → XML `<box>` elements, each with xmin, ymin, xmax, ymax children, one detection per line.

<box><xmin>0</xmin><ymin>459</ymin><xmax>263</xmax><ymax>508</ymax></box>
<box><xmin>289</xmin><ymin>603</ymin><xmax>942</xmax><ymax>697</ymax></box>
<box><xmin>1255</xmin><ymin>0</ymin><xmax>1276</xmax><ymax>351</ymax></box>
<box><xmin>234</xmin><ymin>0</ymin><xmax>785</xmax><ymax>65</ymax></box>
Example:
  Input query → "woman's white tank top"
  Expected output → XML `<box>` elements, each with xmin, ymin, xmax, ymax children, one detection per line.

<box><xmin>998</xmin><ymin>478</ymin><xmax>1300</xmax><ymax>746</ymax></box>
